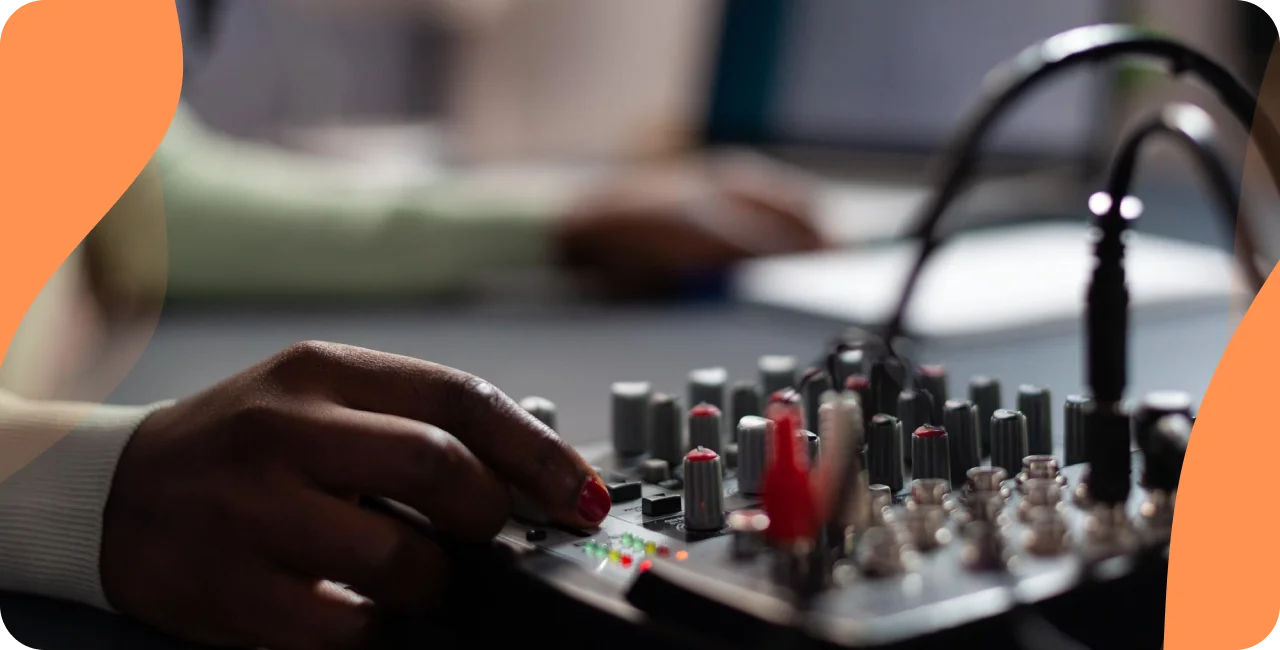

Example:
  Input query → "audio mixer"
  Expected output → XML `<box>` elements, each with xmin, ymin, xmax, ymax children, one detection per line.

<box><xmin>483</xmin><ymin>350</ymin><xmax>1190</xmax><ymax>650</ymax></box>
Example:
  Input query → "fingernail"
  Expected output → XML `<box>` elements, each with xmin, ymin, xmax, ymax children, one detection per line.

<box><xmin>576</xmin><ymin>477</ymin><xmax>611</xmax><ymax>524</ymax></box>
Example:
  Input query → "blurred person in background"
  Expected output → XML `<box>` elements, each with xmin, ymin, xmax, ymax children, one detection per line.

<box><xmin>85</xmin><ymin>0</ymin><xmax>826</xmax><ymax>318</ymax></box>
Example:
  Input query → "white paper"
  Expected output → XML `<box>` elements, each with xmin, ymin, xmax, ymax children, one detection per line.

<box><xmin>732</xmin><ymin>223</ymin><xmax>1246</xmax><ymax>338</ymax></box>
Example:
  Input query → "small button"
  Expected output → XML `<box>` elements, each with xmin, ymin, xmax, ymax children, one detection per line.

<box><xmin>525</xmin><ymin>529</ymin><xmax>547</xmax><ymax>542</ymax></box>
<box><xmin>643</xmin><ymin>494</ymin><xmax>682</xmax><ymax>517</ymax></box>
<box><xmin>607</xmin><ymin>481</ymin><xmax>643</xmax><ymax>502</ymax></box>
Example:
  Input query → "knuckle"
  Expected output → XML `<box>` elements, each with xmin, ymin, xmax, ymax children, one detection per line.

<box><xmin>272</xmin><ymin>340</ymin><xmax>343</xmax><ymax>375</ymax></box>
<box><xmin>435</xmin><ymin>371</ymin><xmax>502</xmax><ymax>424</ymax></box>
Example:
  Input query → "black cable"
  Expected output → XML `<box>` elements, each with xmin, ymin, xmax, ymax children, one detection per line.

<box><xmin>881</xmin><ymin>23</ymin><xmax>1280</xmax><ymax>348</ymax></box>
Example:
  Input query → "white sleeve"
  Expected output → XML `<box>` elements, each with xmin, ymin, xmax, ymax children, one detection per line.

<box><xmin>0</xmin><ymin>393</ymin><xmax>173</xmax><ymax>611</ymax></box>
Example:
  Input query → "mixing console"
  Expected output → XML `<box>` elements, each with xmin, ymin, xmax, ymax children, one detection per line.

<box><xmin>486</xmin><ymin>353</ymin><xmax>1189</xmax><ymax>649</ymax></box>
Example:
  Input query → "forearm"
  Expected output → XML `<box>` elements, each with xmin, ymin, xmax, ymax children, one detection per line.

<box><xmin>101</xmin><ymin>106</ymin><xmax>579</xmax><ymax>300</ymax></box>
<box><xmin>0</xmin><ymin>392</ymin><xmax>171</xmax><ymax>610</ymax></box>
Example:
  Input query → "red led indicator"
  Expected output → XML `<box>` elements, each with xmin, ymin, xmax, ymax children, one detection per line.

<box><xmin>639</xmin><ymin>560</ymin><xmax>652</xmax><ymax>572</ymax></box>
<box><xmin>657</xmin><ymin>546</ymin><xmax>671</xmax><ymax>557</ymax></box>
<box><xmin>620</xmin><ymin>554</ymin><xmax>633</xmax><ymax>568</ymax></box>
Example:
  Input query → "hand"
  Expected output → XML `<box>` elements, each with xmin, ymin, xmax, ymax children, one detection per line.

<box><xmin>554</xmin><ymin>155</ymin><xmax>827</xmax><ymax>296</ymax></box>
<box><xmin>100</xmin><ymin>341</ymin><xmax>610</xmax><ymax>650</ymax></box>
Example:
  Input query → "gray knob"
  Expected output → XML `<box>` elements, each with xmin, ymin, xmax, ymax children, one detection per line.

<box><xmin>1064</xmin><ymin>395</ymin><xmax>1092</xmax><ymax>466</ymax></box>
<box><xmin>1133</xmin><ymin>391</ymin><xmax>1194</xmax><ymax>451</ymax></box>
<box><xmin>687</xmin><ymin>367</ymin><xmax>727</xmax><ymax>431</ymax></box>
<box><xmin>648</xmin><ymin>393</ymin><xmax>684</xmax><ymax>465</ymax></box>
<box><xmin>897</xmin><ymin>389</ymin><xmax>933</xmax><ymax>468</ymax></box>
<box><xmin>683</xmin><ymin>448</ymin><xmax>726</xmax><ymax>531</ymax></box>
<box><xmin>1017</xmin><ymin>385</ymin><xmax>1053</xmax><ymax>456</ymax></box>
<box><xmin>612</xmin><ymin>382</ymin><xmax>651</xmax><ymax>457</ymax></box>
<box><xmin>801</xmin><ymin>369</ymin><xmax>833</xmax><ymax>439</ymax></box>
<box><xmin>968</xmin><ymin>376</ymin><xmax>1001</xmax><ymax>456</ymax></box>
<box><xmin>990</xmin><ymin>409</ymin><xmax>1028</xmax><ymax>478</ymax></box>
<box><xmin>759</xmin><ymin>355</ymin><xmax>798</xmax><ymax>395</ymax></box>
<box><xmin>834</xmin><ymin>349</ymin><xmax>866</xmax><ymax>388</ymax></box>
<box><xmin>729</xmin><ymin>382</ymin><xmax>761</xmax><ymax>442</ymax></box>
<box><xmin>736</xmin><ymin>416</ymin><xmax>771</xmax><ymax>495</ymax></box>
<box><xmin>943</xmin><ymin>399</ymin><xmax>981</xmax><ymax>484</ymax></box>
<box><xmin>519</xmin><ymin>396</ymin><xmax>557</xmax><ymax>430</ymax></box>
<box><xmin>917</xmin><ymin>365</ymin><xmax>949</xmax><ymax>424</ymax></box>
<box><xmin>911</xmin><ymin>424</ymin><xmax>950</xmax><ymax>483</ymax></box>
<box><xmin>867</xmin><ymin>414</ymin><xmax>904</xmax><ymax>491</ymax></box>
<box><xmin>640</xmin><ymin>458</ymin><xmax>671</xmax><ymax>484</ymax></box>
<box><xmin>688</xmin><ymin>404</ymin><xmax>723</xmax><ymax>455</ymax></box>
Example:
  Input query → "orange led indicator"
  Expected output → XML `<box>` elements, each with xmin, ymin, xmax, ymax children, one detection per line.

<box><xmin>676</xmin><ymin>550</ymin><xmax>689</xmax><ymax>561</ymax></box>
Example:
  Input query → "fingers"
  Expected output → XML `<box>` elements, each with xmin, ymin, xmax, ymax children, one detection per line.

<box><xmin>286</xmin><ymin>343</ymin><xmax>609</xmax><ymax>530</ymax></box>
<box><xmin>249</xmin><ymin>576</ymin><xmax>381</xmax><ymax>650</ymax></box>
<box><xmin>282</xmin><ymin>403</ymin><xmax>511</xmax><ymax>540</ymax></box>
<box><xmin>255</xmin><ymin>485</ymin><xmax>449</xmax><ymax>612</ymax></box>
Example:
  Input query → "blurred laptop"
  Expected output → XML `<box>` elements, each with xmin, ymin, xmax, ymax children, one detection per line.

<box><xmin>699</xmin><ymin>0</ymin><xmax>1127</xmax><ymax>246</ymax></box>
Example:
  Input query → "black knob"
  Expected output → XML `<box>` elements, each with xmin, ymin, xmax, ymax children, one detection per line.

<box><xmin>729</xmin><ymin>381</ymin><xmax>761</xmax><ymax>442</ymax></box>
<box><xmin>968</xmin><ymin>376</ymin><xmax>1001</xmax><ymax>456</ymax></box>
<box><xmin>1143</xmin><ymin>414</ymin><xmax>1191</xmax><ymax>492</ymax></box>
<box><xmin>911</xmin><ymin>425</ymin><xmax>950</xmax><ymax>483</ymax></box>
<box><xmin>917</xmin><ymin>365</ymin><xmax>949</xmax><ymax>424</ymax></box>
<box><xmin>943</xmin><ymin>399</ymin><xmax>981</xmax><ymax>484</ymax></box>
<box><xmin>1133</xmin><ymin>391</ymin><xmax>1194</xmax><ymax>451</ymax></box>
<box><xmin>868</xmin><ymin>414</ymin><xmax>904</xmax><ymax>491</ymax></box>
<box><xmin>1064</xmin><ymin>395</ymin><xmax>1092</xmax><ymax>466</ymax></box>
<box><xmin>834</xmin><ymin>349</ymin><xmax>866</xmax><ymax>388</ymax></box>
<box><xmin>1017</xmin><ymin>385</ymin><xmax>1053</xmax><ymax>456</ymax></box>
<box><xmin>897</xmin><ymin>389</ymin><xmax>934</xmax><ymax>468</ymax></box>
<box><xmin>990</xmin><ymin>409</ymin><xmax>1028</xmax><ymax>478</ymax></box>
<box><xmin>612</xmin><ymin>382</ymin><xmax>652</xmax><ymax>457</ymax></box>
<box><xmin>759</xmin><ymin>355</ymin><xmax>798</xmax><ymax>395</ymax></box>
<box><xmin>648</xmin><ymin>393</ymin><xmax>683</xmax><ymax>466</ymax></box>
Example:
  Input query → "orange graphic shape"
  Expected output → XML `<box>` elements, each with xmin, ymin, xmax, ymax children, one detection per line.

<box><xmin>0</xmin><ymin>0</ymin><xmax>182</xmax><ymax>371</ymax></box>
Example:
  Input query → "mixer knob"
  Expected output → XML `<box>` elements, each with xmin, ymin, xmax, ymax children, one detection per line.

<box><xmin>911</xmin><ymin>425</ymin><xmax>951</xmax><ymax>483</ymax></box>
<box><xmin>960</xmin><ymin>521</ymin><xmax>1007</xmax><ymax>571</ymax></box>
<box><xmin>1023</xmin><ymin>507</ymin><xmax>1071</xmax><ymax>556</ymax></box>
<box><xmin>897</xmin><ymin>389</ymin><xmax>933</xmax><ymax>468</ymax></box>
<box><xmin>910</xmin><ymin>478</ymin><xmax>951</xmax><ymax>507</ymax></box>
<box><xmin>519</xmin><ymin>396</ymin><xmax>557</xmax><ymax>430</ymax></box>
<box><xmin>687</xmin><ymin>367</ymin><xmax>727</xmax><ymax>417</ymax></box>
<box><xmin>640</xmin><ymin>458</ymin><xmax>671</xmax><ymax>484</ymax></box>
<box><xmin>729</xmin><ymin>509</ymin><xmax>770</xmax><ymax>559</ymax></box>
<box><xmin>1018</xmin><ymin>478</ymin><xmax>1064</xmax><ymax>521</ymax></box>
<box><xmin>1143</xmin><ymin>413</ymin><xmax>1192</xmax><ymax>493</ymax></box>
<box><xmin>965</xmin><ymin>467</ymin><xmax>1009</xmax><ymax>497</ymax></box>
<box><xmin>1064</xmin><ymin>395</ymin><xmax>1092</xmax><ymax>466</ymax></box>
<box><xmin>801</xmin><ymin>430</ymin><xmax>821</xmax><ymax>467</ymax></box>
<box><xmin>1018</xmin><ymin>455</ymin><xmax>1064</xmax><ymax>490</ymax></box>
<box><xmin>1017</xmin><ymin>385</ymin><xmax>1053</xmax><ymax>456</ymax></box>
<box><xmin>759</xmin><ymin>355</ymin><xmax>799</xmax><ymax>395</ymax></box>
<box><xmin>683</xmin><ymin>448</ymin><xmax>726</xmax><ymax>531</ymax></box>
<box><xmin>867</xmin><ymin>414</ymin><xmax>904</xmax><ymax>491</ymax></box>
<box><xmin>688</xmin><ymin>404</ymin><xmax>723</xmax><ymax>455</ymax></box>
<box><xmin>766</xmin><ymin>388</ymin><xmax>805</xmax><ymax>428</ymax></box>
<box><xmin>968</xmin><ymin>376</ymin><xmax>1001</xmax><ymax>456</ymax></box>
<box><xmin>870</xmin><ymin>358</ymin><xmax>905</xmax><ymax>419</ymax></box>
<box><xmin>868</xmin><ymin>484</ymin><xmax>895</xmax><ymax>525</ymax></box>
<box><xmin>736</xmin><ymin>415</ymin><xmax>771</xmax><ymax>495</ymax></box>
<box><xmin>856</xmin><ymin>526</ymin><xmax>909</xmax><ymax>577</ymax></box>
<box><xmin>943</xmin><ymin>399</ymin><xmax>981</xmax><ymax>485</ymax></box>
<box><xmin>903</xmin><ymin>505</ymin><xmax>951</xmax><ymax>551</ymax></box>
<box><xmin>989</xmin><ymin>409</ymin><xmax>1029</xmax><ymax>478</ymax></box>
<box><xmin>801</xmin><ymin>369</ymin><xmax>833</xmax><ymax>438</ymax></box>
<box><xmin>917</xmin><ymin>365</ymin><xmax>949</xmax><ymax>424</ymax></box>
<box><xmin>611</xmin><ymin>382</ymin><xmax>652</xmax><ymax>457</ymax></box>
<box><xmin>1133</xmin><ymin>391</ymin><xmax>1194</xmax><ymax>452</ymax></box>
<box><xmin>648</xmin><ymin>393</ymin><xmax>684</xmax><ymax>466</ymax></box>
<box><xmin>834</xmin><ymin>349</ymin><xmax>866</xmax><ymax>388</ymax></box>
<box><xmin>729</xmin><ymin>381</ymin><xmax>762</xmax><ymax>442</ymax></box>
